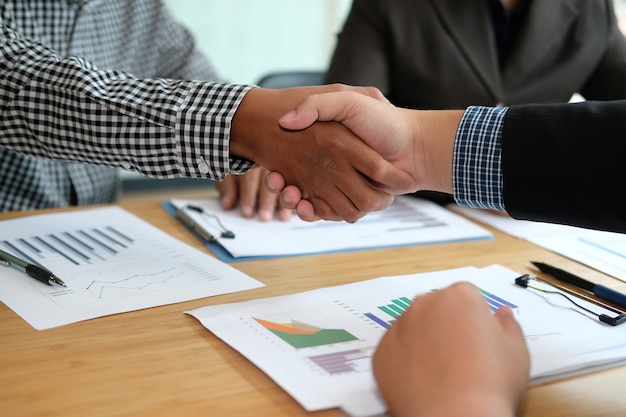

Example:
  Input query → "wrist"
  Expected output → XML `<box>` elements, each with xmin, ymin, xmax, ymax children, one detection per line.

<box><xmin>410</xmin><ymin>110</ymin><xmax>463</xmax><ymax>194</ymax></box>
<box><xmin>230</xmin><ymin>87</ymin><xmax>265</xmax><ymax>162</ymax></box>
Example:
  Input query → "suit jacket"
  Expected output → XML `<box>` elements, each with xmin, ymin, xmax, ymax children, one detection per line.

<box><xmin>503</xmin><ymin>100</ymin><xmax>626</xmax><ymax>233</ymax></box>
<box><xmin>326</xmin><ymin>0</ymin><xmax>626</xmax><ymax>109</ymax></box>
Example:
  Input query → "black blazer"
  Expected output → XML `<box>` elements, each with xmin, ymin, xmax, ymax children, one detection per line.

<box><xmin>326</xmin><ymin>0</ymin><xmax>626</xmax><ymax>108</ymax></box>
<box><xmin>503</xmin><ymin>100</ymin><xmax>626</xmax><ymax>233</ymax></box>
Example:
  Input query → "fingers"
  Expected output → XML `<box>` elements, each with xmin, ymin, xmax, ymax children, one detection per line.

<box><xmin>266</xmin><ymin>173</ymin><xmax>336</xmax><ymax>221</ymax></box>
<box><xmin>277</xmin><ymin>184</ymin><xmax>302</xmax><ymax>208</ymax></box>
<box><xmin>265</xmin><ymin>172</ymin><xmax>286</xmax><ymax>194</ymax></box>
<box><xmin>494</xmin><ymin>306</ymin><xmax>529</xmax><ymax>365</ymax></box>
<box><xmin>217</xmin><ymin>167</ymin><xmax>290</xmax><ymax>221</ymax></box>
<box><xmin>295</xmin><ymin>200</ymin><xmax>319</xmax><ymax>222</ymax></box>
<box><xmin>258</xmin><ymin>183</ymin><xmax>293</xmax><ymax>221</ymax></box>
<box><xmin>494</xmin><ymin>306</ymin><xmax>520</xmax><ymax>333</ymax></box>
<box><xmin>236</xmin><ymin>167</ymin><xmax>263</xmax><ymax>218</ymax></box>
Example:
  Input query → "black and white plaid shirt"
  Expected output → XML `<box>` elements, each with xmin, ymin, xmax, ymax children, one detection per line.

<box><xmin>0</xmin><ymin>0</ymin><xmax>254</xmax><ymax>211</ymax></box>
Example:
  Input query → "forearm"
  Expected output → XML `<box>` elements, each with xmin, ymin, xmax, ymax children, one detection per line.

<box><xmin>502</xmin><ymin>100</ymin><xmax>626</xmax><ymax>232</ymax></box>
<box><xmin>0</xmin><ymin>25</ymin><xmax>253</xmax><ymax>180</ymax></box>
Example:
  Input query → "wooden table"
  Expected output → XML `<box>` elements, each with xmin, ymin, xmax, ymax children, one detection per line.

<box><xmin>2</xmin><ymin>199</ymin><xmax>625</xmax><ymax>417</ymax></box>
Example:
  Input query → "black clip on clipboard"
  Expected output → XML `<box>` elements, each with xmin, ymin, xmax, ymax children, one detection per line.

<box><xmin>175</xmin><ymin>205</ymin><xmax>235</xmax><ymax>243</ymax></box>
<box><xmin>515</xmin><ymin>274</ymin><xmax>626</xmax><ymax>326</ymax></box>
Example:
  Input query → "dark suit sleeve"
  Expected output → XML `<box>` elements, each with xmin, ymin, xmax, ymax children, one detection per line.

<box><xmin>324</xmin><ymin>0</ymin><xmax>390</xmax><ymax>93</ymax></box>
<box><xmin>502</xmin><ymin>100</ymin><xmax>626</xmax><ymax>233</ymax></box>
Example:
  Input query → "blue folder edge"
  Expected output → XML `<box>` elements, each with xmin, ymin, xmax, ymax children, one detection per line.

<box><xmin>161</xmin><ymin>201</ymin><xmax>493</xmax><ymax>263</ymax></box>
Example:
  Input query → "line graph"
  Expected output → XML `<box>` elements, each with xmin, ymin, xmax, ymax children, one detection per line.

<box><xmin>0</xmin><ymin>207</ymin><xmax>262</xmax><ymax>325</ymax></box>
<box><xmin>84</xmin><ymin>267</ymin><xmax>183</xmax><ymax>298</ymax></box>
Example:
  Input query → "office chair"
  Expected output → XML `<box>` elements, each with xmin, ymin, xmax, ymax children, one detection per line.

<box><xmin>256</xmin><ymin>71</ymin><xmax>325</xmax><ymax>88</ymax></box>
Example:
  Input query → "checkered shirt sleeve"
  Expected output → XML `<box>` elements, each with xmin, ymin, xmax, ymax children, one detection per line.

<box><xmin>452</xmin><ymin>106</ymin><xmax>508</xmax><ymax>211</ymax></box>
<box><xmin>0</xmin><ymin>24</ymin><xmax>252</xmax><ymax>179</ymax></box>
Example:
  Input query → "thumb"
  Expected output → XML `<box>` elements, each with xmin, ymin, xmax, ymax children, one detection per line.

<box><xmin>278</xmin><ymin>91</ymin><xmax>367</xmax><ymax>131</ymax></box>
<box><xmin>278</xmin><ymin>95</ymin><xmax>324</xmax><ymax>131</ymax></box>
<box><xmin>278</xmin><ymin>88</ymin><xmax>392</xmax><ymax>131</ymax></box>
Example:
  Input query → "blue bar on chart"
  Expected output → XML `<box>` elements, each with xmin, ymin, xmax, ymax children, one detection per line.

<box><xmin>478</xmin><ymin>288</ymin><xmax>518</xmax><ymax>312</ymax></box>
<box><xmin>363</xmin><ymin>297</ymin><xmax>413</xmax><ymax>329</ymax></box>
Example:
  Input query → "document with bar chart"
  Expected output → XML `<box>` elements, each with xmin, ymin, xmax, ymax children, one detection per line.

<box><xmin>0</xmin><ymin>207</ymin><xmax>263</xmax><ymax>330</ymax></box>
<box><xmin>188</xmin><ymin>265</ymin><xmax>626</xmax><ymax>417</ymax></box>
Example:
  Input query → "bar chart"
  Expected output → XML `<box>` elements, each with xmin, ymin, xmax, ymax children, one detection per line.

<box><xmin>2</xmin><ymin>226</ymin><xmax>134</xmax><ymax>268</ymax></box>
<box><xmin>363</xmin><ymin>290</ymin><xmax>518</xmax><ymax>329</ymax></box>
<box><xmin>0</xmin><ymin>207</ymin><xmax>262</xmax><ymax>329</ymax></box>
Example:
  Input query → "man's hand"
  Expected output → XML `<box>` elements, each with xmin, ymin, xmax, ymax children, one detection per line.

<box><xmin>372</xmin><ymin>282</ymin><xmax>530</xmax><ymax>417</ymax></box>
<box><xmin>230</xmin><ymin>85</ymin><xmax>416</xmax><ymax>222</ymax></box>
<box><xmin>216</xmin><ymin>166</ymin><xmax>293</xmax><ymax>221</ymax></box>
<box><xmin>268</xmin><ymin>91</ymin><xmax>462</xmax><ymax>221</ymax></box>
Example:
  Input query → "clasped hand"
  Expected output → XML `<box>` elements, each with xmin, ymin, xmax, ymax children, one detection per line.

<box><xmin>264</xmin><ymin>90</ymin><xmax>462</xmax><ymax>222</ymax></box>
<box><xmin>226</xmin><ymin>85</ymin><xmax>420</xmax><ymax>223</ymax></box>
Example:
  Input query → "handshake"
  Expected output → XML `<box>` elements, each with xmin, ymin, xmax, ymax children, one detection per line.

<box><xmin>225</xmin><ymin>85</ymin><xmax>465</xmax><ymax>223</ymax></box>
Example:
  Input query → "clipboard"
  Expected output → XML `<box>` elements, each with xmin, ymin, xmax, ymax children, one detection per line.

<box><xmin>162</xmin><ymin>197</ymin><xmax>494</xmax><ymax>263</ymax></box>
<box><xmin>161</xmin><ymin>201</ymin><xmax>260</xmax><ymax>262</ymax></box>
<box><xmin>161</xmin><ymin>201</ymin><xmax>409</xmax><ymax>263</ymax></box>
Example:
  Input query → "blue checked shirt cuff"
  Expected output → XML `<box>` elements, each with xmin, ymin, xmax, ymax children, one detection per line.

<box><xmin>452</xmin><ymin>106</ymin><xmax>507</xmax><ymax>211</ymax></box>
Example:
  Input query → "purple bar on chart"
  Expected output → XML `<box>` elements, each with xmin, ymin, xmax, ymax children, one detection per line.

<box><xmin>364</xmin><ymin>312</ymin><xmax>391</xmax><ymax>329</ymax></box>
<box><xmin>308</xmin><ymin>348</ymin><xmax>372</xmax><ymax>375</ymax></box>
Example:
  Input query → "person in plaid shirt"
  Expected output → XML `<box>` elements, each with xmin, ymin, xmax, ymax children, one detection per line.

<box><xmin>0</xmin><ymin>0</ymin><xmax>407</xmax><ymax>222</ymax></box>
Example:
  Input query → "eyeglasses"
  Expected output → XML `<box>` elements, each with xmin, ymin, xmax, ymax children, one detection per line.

<box><xmin>515</xmin><ymin>274</ymin><xmax>626</xmax><ymax>326</ymax></box>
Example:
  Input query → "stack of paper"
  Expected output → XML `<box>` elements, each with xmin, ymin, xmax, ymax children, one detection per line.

<box><xmin>452</xmin><ymin>206</ymin><xmax>626</xmax><ymax>282</ymax></box>
<box><xmin>188</xmin><ymin>265</ymin><xmax>626</xmax><ymax>417</ymax></box>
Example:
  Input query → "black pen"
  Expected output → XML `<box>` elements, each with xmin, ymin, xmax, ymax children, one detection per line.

<box><xmin>0</xmin><ymin>248</ymin><xmax>66</xmax><ymax>287</ymax></box>
<box><xmin>531</xmin><ymin>261</ymin><xmax>626</xmax><ymax>310</ymax></box>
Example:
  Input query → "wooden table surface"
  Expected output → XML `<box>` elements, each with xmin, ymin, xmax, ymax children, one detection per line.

<box><xmin>1</xmin><ymin>198</ymin><xmax>625</xmax><ymax>417</ymax></box>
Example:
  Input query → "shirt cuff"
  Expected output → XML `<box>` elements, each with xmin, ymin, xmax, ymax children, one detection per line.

<box><xmin>452</xmin><ymin>106</ymin><xmax>507</xmax><ymax>211</ymax></box>
<box><xmin>177</xmin><ymin>82</ymin><xmax>255</xmax><ymax>180</ymax></box>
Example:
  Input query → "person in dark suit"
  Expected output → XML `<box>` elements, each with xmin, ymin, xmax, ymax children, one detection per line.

<box><xmin>326</xmin><ymin>0</ymin><xmax>626</xmax><ymax>109</ymax></box>
<box><xmin>267</xmin><ymin>90</ymin><xmax>626</xmax><ymax>417</ymax></box>
<box><xmin>324</xmin><ymin>0</ymin><xmax>626</xmax><ymax>205</ymax></box>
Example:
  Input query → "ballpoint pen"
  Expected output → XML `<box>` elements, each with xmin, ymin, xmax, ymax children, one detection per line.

<box><xmin>0</xmin><ymin>248</ymin><xmax>67</xmax><ymax>287</ymax></box>
<box><xmin>531</xmin><ymin>261</ymin><xmax>626</xmax><ymax>310</ymax></box>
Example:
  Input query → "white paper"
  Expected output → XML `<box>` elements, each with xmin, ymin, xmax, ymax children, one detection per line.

<box><xmin>0</xmin><ymin>207</ymin><xmax>263</xmax><ymax>330</ymax></box>
<box><xmin>188</xmin><ymin>265</ymin><xmax>626</xmax><ymax>416</ymax></box>
<box><xmin>451</xmin><ymin>206</ymin><xmax>626</xmax><ymax>282</ymax></box>
<box><xmin>170</xmin><ymin>196</ymin><xmax>492</xmax><ymax>258</ymax></box>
